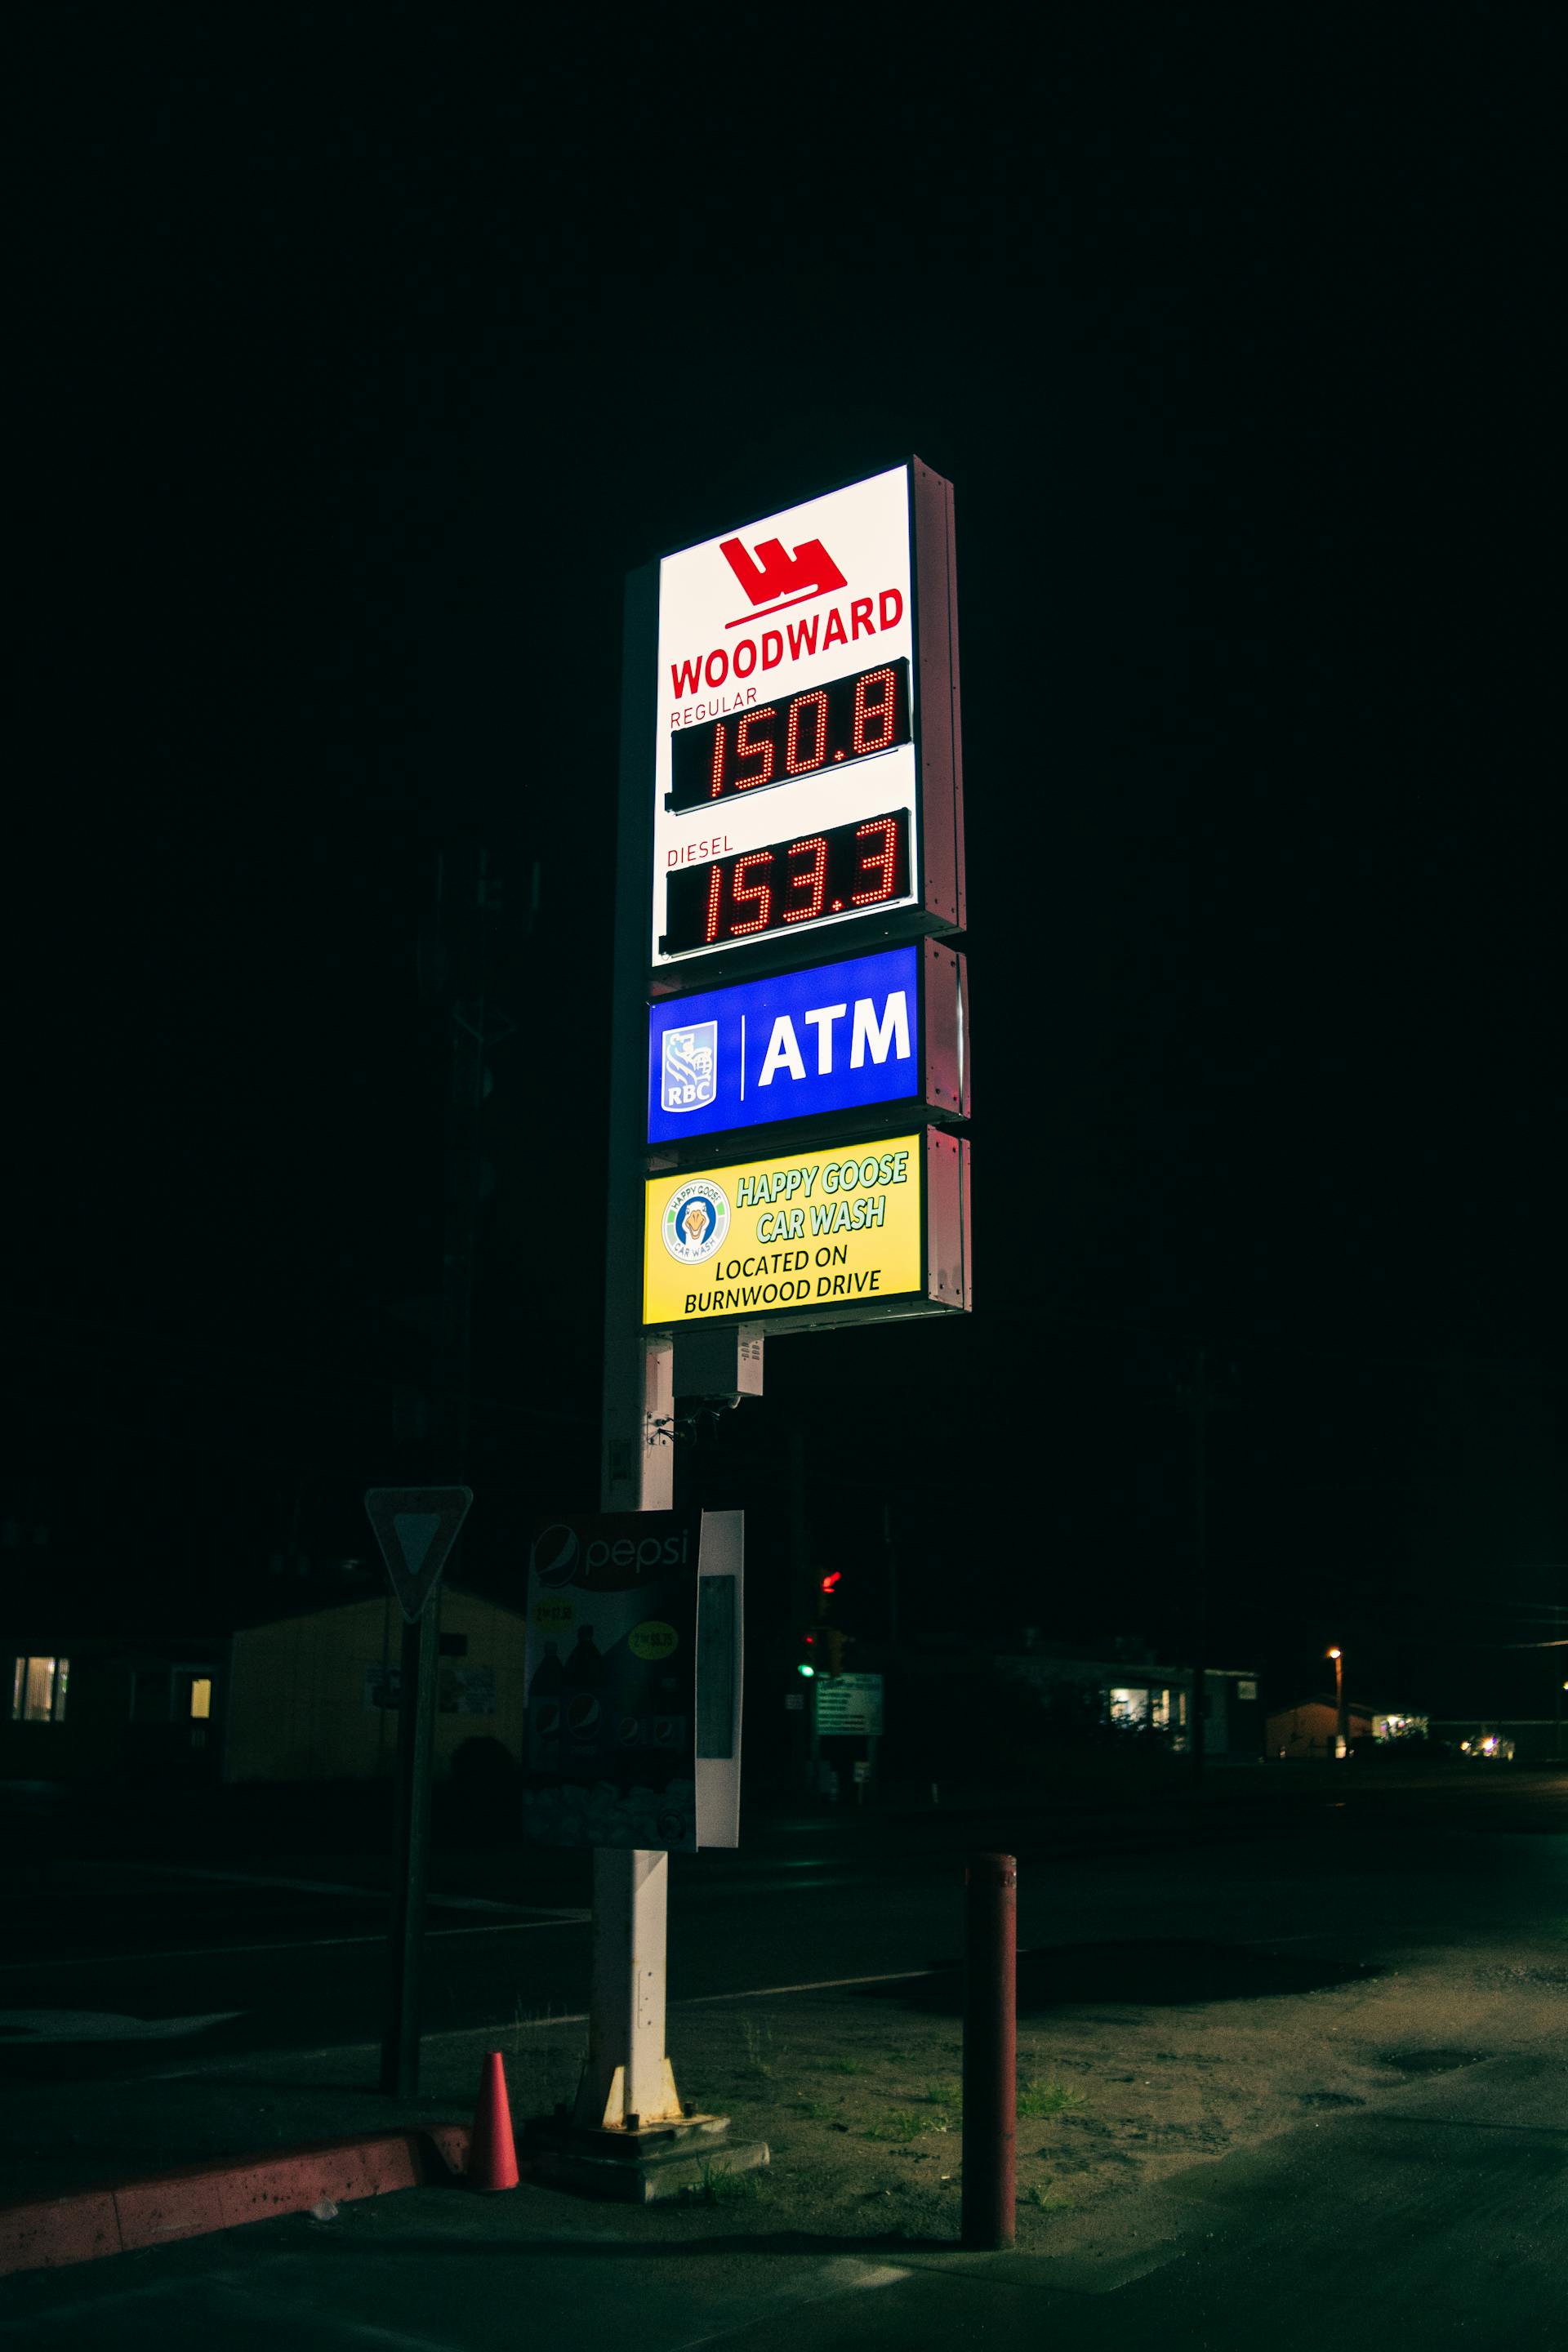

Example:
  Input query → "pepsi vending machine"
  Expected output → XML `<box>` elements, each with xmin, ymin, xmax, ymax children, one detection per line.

<box><xmin>523</xmin><ymin>1509</ymin><xmax>742</xmax><ymax>1852</ymax></box>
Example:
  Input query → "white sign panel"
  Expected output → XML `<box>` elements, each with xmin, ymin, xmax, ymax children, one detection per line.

<box><xmin>813</xmin><ymin>1671</ymin><xmax>885</xmax><ymax>1737</ymax></box>
<box><xmin>653</xmin><ymin>466</ymin><xmax>918</xmax><ymax>971</ymax></box>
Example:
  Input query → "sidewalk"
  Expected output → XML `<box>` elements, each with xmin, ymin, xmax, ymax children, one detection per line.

<box><xmin>3</xmin><ymin>1958</ymin><xmax>1567</xmax><ymax>2347</ymax></box>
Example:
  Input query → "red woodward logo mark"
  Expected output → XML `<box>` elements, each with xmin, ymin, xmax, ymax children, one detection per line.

<box><xmin>719</xmin><ymin>533</ymin><xmax>847</xmax><ymax>627</ymax></box>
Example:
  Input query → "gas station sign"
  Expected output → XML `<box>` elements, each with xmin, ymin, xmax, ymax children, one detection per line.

<box><xmin>547</xmin><ymin>456</ymin><xmax>968</xmax><ymax>2161</ymax></box>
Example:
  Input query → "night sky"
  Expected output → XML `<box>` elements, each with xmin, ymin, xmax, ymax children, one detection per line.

<box><xmin>7</xmin><ymin>6</ymin><xmax>1564</xmax><ymax>1721</ymax></box>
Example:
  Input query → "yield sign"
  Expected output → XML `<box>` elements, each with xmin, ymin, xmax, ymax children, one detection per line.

<box><xmin>364</xmin><ymin>1486</ymin><xmax>473</xmax><ymax>1622</ymax></box>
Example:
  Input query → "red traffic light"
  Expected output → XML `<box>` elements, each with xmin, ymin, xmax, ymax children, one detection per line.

<box><xmin>820</xmin><ymin>1572</ymin><xmax>841</xmax><ymax>1594</ymax></box>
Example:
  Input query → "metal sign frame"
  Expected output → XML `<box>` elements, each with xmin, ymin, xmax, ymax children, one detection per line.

<box><xmin>648</xmin><ymin>460</ymin><xmax>964</xmax><ymax>990</ymax></box>
<box><xmin>642</xmin><ymin>1125</ymin><xmax>970</xmax><ymax>1338</ymax></box>
<box><xmin>645</xmin><ymin>937</ymin><xmax>969</xmax><ymax>1162</ymax></box>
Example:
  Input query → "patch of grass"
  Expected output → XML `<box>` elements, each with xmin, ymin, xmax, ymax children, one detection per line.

<box><xmin>923</xmin><ymin>2078</ymin><xmax>961</xmax><ymax>2108</ymax></box>
<box><xmin>1018</xmin><ymin>2078</ymin><xmax>1086</xmax><ymax>2118</ymax></box>
<box><xmin>739</xmin><ymin>2017</ymin><xmax>777</xmax><ymax>2083</ymax></box>
<box><xmin>684</xmin><ymin>2161</ymin><xmax>767</xmax><ymax>2207</ymax></box>
<box><xmin>862</xmin><ymin>2112</ymin><xmax>927</xmax><ymax>2143</ymax></box>
<box><xmin>795</xmin><ymin>2096</ymin><xmax>838</xmax><ymax>2121</ymax></box>
<box><xmin>1027</xmin><ymin>2180</ymin><xmax>1076</xmax><ymax>2212</ymax></box>
<box><xmin>823</xmin><ymin>2056</ymin><xmax>866</xmax><ymax>2076</ymax></box>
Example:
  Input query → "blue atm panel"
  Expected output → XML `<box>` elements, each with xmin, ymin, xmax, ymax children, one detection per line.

<box><xmin>648</xmin><ymin>946</ymin><xmax>936</xmax><ymax>1147</ymax></box>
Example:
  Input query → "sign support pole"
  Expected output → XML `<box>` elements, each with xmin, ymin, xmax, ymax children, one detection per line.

<box><xmin>575</xmin><ymin>557</ymin><xmax>686</xmax><ymax>2135</ymax></box>
<box><xmin>363</xmin><ymin>1486</ymin><xmax>471</xmax><ymax>2101</ymax></box>
<box><xmin>381</xmin><ymin>1597</ymin><xmax>439</xmax><ymax>2097</ymax></box>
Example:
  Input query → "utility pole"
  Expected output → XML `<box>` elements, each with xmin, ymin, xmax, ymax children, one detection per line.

<box><xmin>381</xmin><ymin>849</ymin><xmax>512</xmax><ymax>2100</ymax></box>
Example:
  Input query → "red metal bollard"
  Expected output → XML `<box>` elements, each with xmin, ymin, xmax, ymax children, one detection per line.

<box><xmin>961</xmin><ymin>1851</ymin><xmax>1016</xmax><ymax>2251</ymax></box>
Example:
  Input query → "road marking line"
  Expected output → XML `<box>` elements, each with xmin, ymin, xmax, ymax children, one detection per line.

<box><xmin>0</xmin><ymin>1918</ymin><xmax>590</xmax><ymax>1975</ymax></box>
<box><xmin>78</xmin><ymin>1860</ymin><xmax>556</xmax><ymax>1917</ymax></box>
<box><xmin>691</xmin><ymin>1966</ymin><xmax>943</xmax><ymax>2001</ymax></box>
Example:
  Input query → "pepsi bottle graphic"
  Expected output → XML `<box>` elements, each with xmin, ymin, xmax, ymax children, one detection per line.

<box><xmin>648</xmin><ymin>1669</ymin><xmax>688</xmax><ymax>1794</ymax></box>
<box><xmin>613</xmin><ymin>1650</ymin><xmax>650</xmax><ymax>1796</ymax></box>
<box><xmin>527</xmin><ymin>1639</ymin><xmax>564</xmax><ymax>1778</ymax></box>
<box><xmin>617</xmin><ymin>1649</ymin><xmax>666</xmax><ymax>1795</ymax></box>
<box><xmin>562</xmin><ymin>1624</ymin><xmax>608</xmax><ymax>1782</ymax></box>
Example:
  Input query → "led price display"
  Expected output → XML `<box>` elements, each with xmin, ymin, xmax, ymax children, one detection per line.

<box><xmin>663</xmin><ymin>812</ymin><xmax>910</xmax><ymax>959</ymax></box>
<box><xmin>668</xmin><ymin>660</ymin><xmax>911</xmax><ymax>815</ymax></box>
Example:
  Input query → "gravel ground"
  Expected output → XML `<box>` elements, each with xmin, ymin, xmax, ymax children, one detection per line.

<box><xmin>490</xmin><ymin>1912</ymin><xmax>1568</xmax><ymax>2252</ymax></box>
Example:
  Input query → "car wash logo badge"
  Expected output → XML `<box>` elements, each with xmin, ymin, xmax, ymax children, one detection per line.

<box><xmin>661</xmin><ymin>1021</ymin><xmax>718</xmax><ymax>1116</ymax></box>
<box><xmin>662</xmin><ymin>1178</ymin><xmax>730</xmax><ymax>1266</ymax></box>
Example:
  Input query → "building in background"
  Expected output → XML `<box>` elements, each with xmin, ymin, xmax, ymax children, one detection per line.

<box><xmin>1266</xmin><ymin>1695</ymin><xmax>1377</xmax><ymax>1759</ymax></box>
<box><xmin>2</xmin><ymin>1633</ymin><xmax>226</xmax><ymax>1788</ymax></box>
<box><xmin>4</xmin><ymin>1584</ymin><xmax>528</xmax><ymax>1790</ymax></box>
<box><xmin>994</xmin><ymin>1640</ymin><xmax>1263</xmax><ymax>1761</ymax></box>
<box><xmin>223</xmin><ymin>1585</ymin><xmax>526</xmax><ymax>1784</ymax></box>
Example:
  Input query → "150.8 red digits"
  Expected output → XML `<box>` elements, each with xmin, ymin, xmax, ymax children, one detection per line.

<box><xmin>706</xmin><ymin>666</ymin><xmax>900</xmax><ymax>800</ymax></box>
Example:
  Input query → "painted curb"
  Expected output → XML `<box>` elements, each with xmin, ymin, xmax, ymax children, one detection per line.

<box><xmin>0</xmin><ymin>2124</ymin><xmax>471</xmax><ymax>2278</ymax></box>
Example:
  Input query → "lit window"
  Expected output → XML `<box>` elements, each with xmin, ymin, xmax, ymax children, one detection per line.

<box><xmin>11</xmin><ymin>1656</ymin><xmax>69</xmax><ymax>1724</ymax></box>
<box><xmin>189</xmin><ymin>1677</ymin><xmax>212</xmax><ymax>1721</ymax></box>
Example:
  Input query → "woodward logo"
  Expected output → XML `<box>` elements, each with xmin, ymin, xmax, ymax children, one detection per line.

<box><xmin>719</xmin><ymin>532</ymin><xmax>846</xmax><ymax>621</ymax></box>
<box><xmin>669</xmin><ymin>590</ymin><xmax>904</xmax><ymax>707</ymax></box>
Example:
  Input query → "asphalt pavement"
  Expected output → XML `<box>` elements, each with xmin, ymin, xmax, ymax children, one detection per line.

<box><xmin>7</xmin><ymin>1767</ymin><xmax>1568</xmax><ymax>2089</ymax></box>
<box><xmin>7</xmin><ymin>1769</ymin><xmax>1568</xmax><ymax>2344</ymax></box>
<box><xmin>3</xmin><ymin>2044</ymin><xmax>1566</xmax><ymax>2348</ymax></box>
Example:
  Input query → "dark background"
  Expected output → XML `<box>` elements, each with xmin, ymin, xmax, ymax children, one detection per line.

<box><xmin>5</xmin><ymin>3</ymin><xmax>1563</xmax><ymax>1722</ymax></box>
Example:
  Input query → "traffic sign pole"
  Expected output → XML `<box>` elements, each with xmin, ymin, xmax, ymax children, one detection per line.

<box><xmin>363</xmin><ymin>1486</ymin><xmax>473</xmax><ymax>2100</ymax></box>
<box><xmin>382</xmin><ymin>1596</ymin><xmax>439</xmax><ymax>2097</ymax></box>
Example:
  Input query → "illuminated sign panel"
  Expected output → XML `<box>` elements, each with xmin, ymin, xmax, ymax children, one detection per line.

<box><xmin>645</xmin><ymin>942</ymin><xmax>969</xmax><ymax>1147</ymax></box>
<box><xmin>643</xmin><ymin>1129</ymin><xmax>970</xmax><ymax>1330</ymax></box>
<box><xmin>653</xmin><ymin>464</ymin><xmax>962</xmax><ymax>973</ymax></box>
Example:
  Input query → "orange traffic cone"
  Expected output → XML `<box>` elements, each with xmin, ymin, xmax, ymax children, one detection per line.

<box><xmin>469</xmin><ymin>2051</ymin><xmax>519</xmax><ymax>2191</ymax></box>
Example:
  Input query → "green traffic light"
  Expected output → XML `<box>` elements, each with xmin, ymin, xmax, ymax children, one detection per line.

<box><xmin>797</xmin><ymin>1662</ymin><xmax>816</xmax><ymax>1677</ymax></box>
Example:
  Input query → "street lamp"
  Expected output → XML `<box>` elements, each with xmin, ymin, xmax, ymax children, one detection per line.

<box><xmin>1326</xmin><ymin>1647</ymin><xmax>1348</xmax><ymax>1761</ymax></box>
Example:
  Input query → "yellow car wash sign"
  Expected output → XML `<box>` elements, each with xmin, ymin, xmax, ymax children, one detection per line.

<box><xmin>644</xmin><ymin>1135</ymin><xmax>924</xmax><ymax>1326</ymax></box>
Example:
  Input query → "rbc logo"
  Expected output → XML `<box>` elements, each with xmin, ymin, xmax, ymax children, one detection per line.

<box><xmin>662</xmin><ymin>1021</ymin><xmax>718</xmax><ymax>1115</ymax></box>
